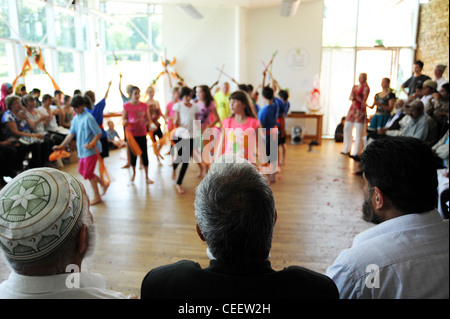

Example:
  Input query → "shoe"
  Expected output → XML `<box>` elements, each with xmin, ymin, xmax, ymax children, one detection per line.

<box><xmin>349</xmin><ymin>155</ymin><xmax>361</xmax><ymax>161</ymax></box>
<box><xmin>340</xmin><ymin>152</ymin><xmax>349</xmax><ymax>156</ymax></box>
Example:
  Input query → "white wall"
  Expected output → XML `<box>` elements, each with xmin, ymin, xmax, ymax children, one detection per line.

<box><xmin>246</xmin><ymin>1</ymin><xmax>323</xmax><ymax>111</ymax></box>
<box><xmin>161</xmin><ymin>1</ymin><xmax>324</xmax><ymax>112</ymax></box>
<box><xmin>161</xmin><ymin>5</ymin><xmax>238</xmax><ymax>103</ymax></box>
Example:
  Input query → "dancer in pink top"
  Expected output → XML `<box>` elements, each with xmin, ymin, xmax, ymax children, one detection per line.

<box><xmin>216</xmin><ymin>91</ymin><xmax>261</xmax><ymax>163</ymax></box>
<box><xmin>123</xmin><ymin>86</ymin><xmax>154</xmax><ymax>184</ymax></box>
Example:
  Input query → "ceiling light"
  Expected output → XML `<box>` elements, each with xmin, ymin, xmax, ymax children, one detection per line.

<box><xmin>177</xmin><ymin>3</ymin><xmax>203</xmax><ymax>19</ymax></box>
<box><xmin>280</xmin><ymin>0</ymin><xmax>300</xmax><ymax>18</ymax></box>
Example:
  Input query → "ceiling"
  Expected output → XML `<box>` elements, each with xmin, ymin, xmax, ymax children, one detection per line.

<box><xmin>98</xmin><ymin>0</ymin><xmax>317</xmax><ymax>10</ymax></box>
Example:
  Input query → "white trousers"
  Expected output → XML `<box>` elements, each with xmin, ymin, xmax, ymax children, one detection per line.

<box><xmin>343</xmin><ymin>121</ymin><xmax>365</xmax><ymax>156</ymax></box>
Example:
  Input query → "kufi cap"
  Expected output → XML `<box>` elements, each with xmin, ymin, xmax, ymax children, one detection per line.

<box><xmin>0</xmin><ymin>168</ymin><xmax>84</xmax><ymax>262</ymax></box>
<box><xmin>423</xmin><ymin>80</ymin><xmax>437</xmax><ymax>90</ymax></box>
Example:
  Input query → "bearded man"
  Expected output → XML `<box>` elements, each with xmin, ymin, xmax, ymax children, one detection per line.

<box><xmin>326</xmin><ymin>136</ymin><xmax>449</xmax><ymax>299</ymax></box>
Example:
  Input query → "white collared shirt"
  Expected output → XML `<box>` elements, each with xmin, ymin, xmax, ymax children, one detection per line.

<box><xmin>0</xmin><ymin>271</ymin><xmax>126</xmax><ymax>299</ymax></box>
<box><xmin>326</xmin><ymin>210</ymin><xmax>449</xmax><ymax>299</ymax></box>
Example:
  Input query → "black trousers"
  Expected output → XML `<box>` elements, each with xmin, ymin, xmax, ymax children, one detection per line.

<box><xmin>172</xmin><ymin>137</ymin><xmax>194</xmax><ymax>185</ymax></box>
<box><xmin>129</xmin><ymin>135</ymin><xmax>149</xmax><ymax>167</ymax></box>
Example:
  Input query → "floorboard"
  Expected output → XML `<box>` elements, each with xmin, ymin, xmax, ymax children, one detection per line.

<box><xmin>0</xmin><ymin>138</ymin><xmax>372</xmax><ymax>298</ymax></box>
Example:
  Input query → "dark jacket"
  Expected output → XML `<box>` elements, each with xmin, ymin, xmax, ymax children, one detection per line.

<box><xmin>141</xmin><ymin>259</ymin><xmax>339</xmax><ymax>299</ymax></box>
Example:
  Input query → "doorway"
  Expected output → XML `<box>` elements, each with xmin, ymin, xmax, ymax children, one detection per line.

<box><xmin>354</xmin><ymin>48</ymin><xmax>399</xmax><ymax>117</ymax></box>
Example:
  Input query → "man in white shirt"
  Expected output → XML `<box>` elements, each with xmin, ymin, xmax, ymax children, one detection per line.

<box><xmin>326</xmin><ymin>136</ymin><xmax>449</xmax><ymax>299</ymax></box>
<box><xmin>434</xmin><ymin>64</ymin><xmax>448</xmax><ymax>91</ymax></box>
<box><xmin>403</xmin><ymin>100</ymin><xmax>438</xmax><ymax>147</ymax></box>
<box><xmin>0</xmin><ymin>168</ymin><xmax>127</xmax><ymax>299</ymax></box>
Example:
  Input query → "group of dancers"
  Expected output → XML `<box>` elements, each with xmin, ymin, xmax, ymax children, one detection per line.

<box><xmin>1</xmin><ymin>69</ymin><xmax>291</xmax><ymax>204</ymax></box>
<box><xmin>114</xmin><ymin>73</ymin><xmax>291</xmax><ymax>196</ymax></box>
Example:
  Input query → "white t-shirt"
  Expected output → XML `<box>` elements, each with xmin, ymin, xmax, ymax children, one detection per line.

<box><xmin>173</xmin><ymin>101</ymin><xmax>201</xmax><ymax>138</ymax></box>
<box><xmin>37</xmin><ymin>105</ymin><xmax>59</xmax><ymax>132</ymax></box>
<box><xmin>436</xmin><ymin>77</ymin><xmax>448</xmax><ymax>91</ymax></box>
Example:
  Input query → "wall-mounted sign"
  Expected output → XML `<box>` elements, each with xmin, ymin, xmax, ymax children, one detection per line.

<box><xmin>287</xmin><ymin>47</ymin><xmax>309</xmax><ymax>71</ymax></box>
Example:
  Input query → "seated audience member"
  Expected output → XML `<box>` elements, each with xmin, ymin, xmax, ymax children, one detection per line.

<box><xmin>420</xmin><ymin>80</ymin><xmax>437</xmax><ymax>107</ymax></box>
<box><xmin>22</xmin><ymin>94</ymin><xmax>58</xmax><ymax>164</ymax></box>
<box><xmin>106</xmin><ymin>120</ymin><xmax>126</xmax><ymax>149</ymax></box>
<box><xmin>326</xmin><ymin>136</ymin><xmax>449</xmax><ymax>299</ymax></box>
<box><xmin>437</xmin><ymin>168</ymin><xmax>449</xmax><ymax>220</ymax></box>
<box><xmin>31</xmin><ymin>88</ymin><xmax>42</xmax><ymax>107</ymax></box>
<box><xmin>0</xmin><ymin>168</ymin><xmax>127</xmax><ymax>299</ymax></box>
<box><xmin>406</xmin><ymin>83</ymin><xmax>423</xmax><ymax>104</ymax></box>
<box><xmin>1</xmin><ymin>95</ymin><xmax>45</xmax><ymax>168</ymax></box>
<box><xmin>335</xmin><ymin>116</ymin><xmax>345</xmax><ymax>142</ymax></box>
<box><xmin>1</xmin><ymin>83</ymin><xmax>13</xmax><ymax>111</ymax></box>
<box><xmin>432</xmin><ymin>128</ymin><xmax>449</xmax><ymax>169</ymax></box>
<box><xmin>0</xmin><ymin>132</ymin><xmax>21</xmax><ymax>187</ymax></box>
<box><xmin>426</xmin><ymin>83</ymin><xmax>449</xmax><ymax>139</ymax></box>
<box><xmin>382</xmin><ymin>99</ymin><xmax>407</xmax><ymax>131</ymax></box>
<box><xmin>376</xmin><ymin>100</ymin><xmax>411</xmax><ymax>140</ymax></box>
<box><xmin>61</xmin><ymin>95</ymin><xmax>74</xmax><ymax>128</ymax></box>
<box><xmin>37</xmin><ymin>94</ymin><xmax>66</xmax><ymax>145</ymax></box>
<box><xmin>432</xmin><ymin>127</ymin><xmax>449</xmax><ymax>220</ymax></box>
<box><xmin>15</xmin><ymin>84</ymin><xmax>27</xmax><ymax>97</ymax></box>
<box><xmin>402</xmin><ymin>100</ymin><xmax>437</xmax><ymax>146</ymax></box>
<box><xmin>141</xmin><ymin>155</ymin><xmax>339</xmax><ymax>299</ymax></box>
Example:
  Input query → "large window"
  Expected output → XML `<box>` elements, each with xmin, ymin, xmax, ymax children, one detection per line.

<box><xmin>100</xmin><ymin>1</ymin><xmax>164</xmax><ymax>113</ymax></box>
<box><xmin>54</xmin><ymin>8</ymin><xmax>76</xmax><ymax>48</ymax></box>
<box><xmin>0</xmin><ymin>0</ymin><xmax>11</xmax><ymax>38</ymax></box>
<box><xmin>0</xmin><ymin>0</ymin><xmax>163</xmax><ymax>113</ymax></box>
<box><xmin>320</xmin><ymin>0</ymin><xmax>419</xmax><ymax>136</ymax></box>
<box><xmin>17</xmin><ymin>0</ymin><xmax>47</xmax><ymax>43</ymax></box>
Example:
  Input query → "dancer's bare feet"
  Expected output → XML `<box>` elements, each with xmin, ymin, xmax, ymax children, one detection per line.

<box><xmin>121</xmin><ymin>164</ymin><xmax>130</xmax><ymax>169</ymax></box>
<box><xmin>101</xmin><ymin>182</ymin><xmax>110</xmax><ymax>196</ymax></box>
<box><xmin>146</xmin><ymin>178</ymin><xmax>154</xmax><ymax>184</ymax></box>
<box><xmin>175</xmin><ymin>184</ymin><xmax>185</xmax><ymax>194</ymax></box>
<box><xmin>90</xmin><ymin>197</ymin><xmax>102</xmax><ymax>205</ymax></box>
<box><xmin>131</xmin><ymin>173</ymin><xmax>135</xmax><ymax>182</ymax></box>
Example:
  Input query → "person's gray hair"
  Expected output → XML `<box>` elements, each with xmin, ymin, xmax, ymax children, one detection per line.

<box><xmin>435</xmin><ymin>64</ymin><xmax>447</xmax><ymax>72</ymax></box>
<box><xmin>194</xmin><ymin>155</ymin><xmax>276</xmax><ymax>267</ymax></box>
<box><xmin>407</xmin><ymin>99</ymin><xmax>424</xmax><ymax>112</ymax></box>
<box><xmin>5</xmin><ymin>95</ymin><xmax>20</xmax><ymax>110</ymax></box>
<box><xmin>4</xmin><ymin>193</ymin><xmax>96</xmax><ymax>275</ymax></box>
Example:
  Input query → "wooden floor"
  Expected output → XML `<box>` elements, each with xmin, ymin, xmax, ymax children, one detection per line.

<box><xmin>0</xmin><ymin>138</ymin><xmax>372</xmax><ymax>298</ymax></box>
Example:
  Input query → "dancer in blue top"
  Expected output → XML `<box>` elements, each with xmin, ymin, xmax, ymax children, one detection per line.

<box><xmin>85</xmin><ymin>81</ymin><xmax>112</xmax><ymax>159</ymax></box>
<box><xmin>55</xmin><ymin>95</ymin><xmax>108</xmax><ymax>205</ymax></box>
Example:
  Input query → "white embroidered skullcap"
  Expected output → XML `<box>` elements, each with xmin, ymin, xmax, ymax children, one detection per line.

<box><xmin>0</xmin><ymin>168</ymin><xmax>84</xmax><ymax>262</ymax></box>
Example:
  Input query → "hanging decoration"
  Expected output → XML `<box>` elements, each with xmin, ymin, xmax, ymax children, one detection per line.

<box><xmin>151</xmin><ymin>56</ymin><xmax>186</xmax><ymax>88</ymax></box>
<box><xmin>12</xmin><ymin>46</ymin><xmax>60</xmax><ymax>91</ymax></box>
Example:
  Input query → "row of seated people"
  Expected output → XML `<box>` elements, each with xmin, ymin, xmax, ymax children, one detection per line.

<box><xmin>0</xmin><ymin>136</ymin><xmax>447</xmax><ymax>299</ymax></box>
<box><xmin>365</xmin><ymin>82</ymin><xmax>449</xmax><ymax>220</ymax></box>
<box><xmin>0</xmin><ymin>82</ymin><xmax>112</xmax><ymax>187</ymax></box>
<box><xmin>0</xmin><ymin>93</ymin><xmax>70</xmax><ymax>186</ymax></box>
<box><xmin>368</xmin><ymin>81</ymin><xmax>449</xmax><ymax>149</ymax></box>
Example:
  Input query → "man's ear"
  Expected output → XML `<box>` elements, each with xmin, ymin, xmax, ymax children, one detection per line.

<box><xmin>78</xmin><ymin>224</ymin><xmax>88</xmax><ymax>254</ymax></box>
<box><xmin>196</xmin><ymin>223</ymin><xmax>205</xmax><ymax>242</ymax></box>
<box><xmin>373</xmin><ymin>186</ymin><xmax>385</xmax><ymax>210</ymax></box>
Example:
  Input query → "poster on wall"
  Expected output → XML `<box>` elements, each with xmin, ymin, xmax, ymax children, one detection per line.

<box><xmin>287</xmin><ymin>47</ymin><xmax>309</xmax><ymax>71</ymax></box>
